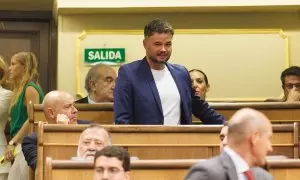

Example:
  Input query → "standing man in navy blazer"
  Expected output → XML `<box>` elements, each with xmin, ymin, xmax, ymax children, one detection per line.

<box><xmin>114</xmin><ymin>18</ymin><xmax>224</xmax><ymax>125</ymax></box>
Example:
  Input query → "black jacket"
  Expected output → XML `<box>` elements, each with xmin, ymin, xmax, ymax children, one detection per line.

<box><xmin>22</xmin><ymin>120</ymin><xmax>91</xmax><ymax>169</ymax></box>
<box><xmin>75</xmin><ymin>96</ymin><xmax>88</xmax><ymax>103</ymax></box>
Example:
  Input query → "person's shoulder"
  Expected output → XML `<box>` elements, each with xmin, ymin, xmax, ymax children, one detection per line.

<box><xmin>167</xmin><ymin>63</ymin><xmax>188</xmax><ymax>74</ymax></box>
<box><xmin>185</xmin><ymin>156</ymin><xmax>223</xmax><ymax>180</ymax></box>
<box><xmin>252</xmin><ymin>167</ymin><xmax>273</xmax><ymax>180</ymax></box>
<box><xmin>118</xmin><ymin>59</ymin><xmax>146</xmax><ymax>77</ymax></box>
<box><xmin>75</xmin><ymin>96</ymin><xmax>88</xmax><ymax>103</ymax></box>
<box><xmin>25</xmin><ymin>85</ymin><xmax>39</xmax><ymax>96</ymax></box>
<box><xmin>0</xmin><ymin>87</ymin><xmax>12</xmax><ymax>96</ymax></box>
<box><xmin>121</xmin><ymin>59</ymin><xmax>144</xmax><ymax>68</ymax></box>
<box><xmin>23</xmin><ymin>132</ymin><xmax>37</xmax><ymax>143</ymax></box>
<box><xmin>190</xmin><ymin>155</ymin><xmax>223</xmax><ymax>172</ymax></box>
<box><xmin>77</xmin><ymin>120</ymin><xmax>92</xmax><ymax>124</ymax></box>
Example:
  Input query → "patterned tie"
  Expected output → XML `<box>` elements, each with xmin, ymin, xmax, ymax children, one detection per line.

<box><xmin>244</xmin><ymin>170</ymin><xmax>254</xmax><ymax>180</ymax></box>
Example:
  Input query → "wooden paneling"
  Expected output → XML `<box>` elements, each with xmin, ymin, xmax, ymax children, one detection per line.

<box><xmin>37</xmin><ymin>123</ymin><xmax>299</xmax><ymax>180</ymax></box>
<box><xmin>45</xmin><ymin>158</ymin><xmax>300</xmax><ymax>180</ymax></box>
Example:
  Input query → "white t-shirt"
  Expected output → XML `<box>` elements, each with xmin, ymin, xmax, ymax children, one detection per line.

<box><xmin>151</xmin><ymin>67</ymin><xmax>181</xmax><ymax>125</ymax></box>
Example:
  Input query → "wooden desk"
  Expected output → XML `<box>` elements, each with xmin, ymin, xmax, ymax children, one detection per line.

<box><xmin>45</xmin><ymin>158</ymin><xmax>300</xmax><ymax>180</ymax></box>
<box><xmin>37</xmin><ymin>123</ymin><xmax>299</xmax><ymax>180</ymax></box>
<box><xmin>193</xmin><ymin>102</ymin><xmax>300</xmax><ymax>124</ymax></box>
<box><xmin>28</xmin><ymin>102</ymin><xmax>114</xmax><ymax>132</ymax></box>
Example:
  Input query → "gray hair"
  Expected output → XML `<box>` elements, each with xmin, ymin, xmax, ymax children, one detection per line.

<box><xmin>76</xmin><ymin>124</ymin><xmax>112</xmax><ymax>157</ymax></box>
<box><xmin>84</xmin><ymin>64</ymin><xmax>111</xmax><ymax>93</ymax></box>
<box><xmin>144</xmin><ymin>18</ymin><xmax>174</xmax><ymax>38</ymax></box>
<box><xmin>79</xmin><ymin>124</ymin><xmax>112</xmax><ymax>145</ymax></box>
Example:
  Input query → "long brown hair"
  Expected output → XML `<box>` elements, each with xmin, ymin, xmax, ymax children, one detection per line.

<box><xmin>9</xmin><ymin>52</ymin><xmax>40</xmax><ymax>109</ymax></box>
<box><xmin>0</xmin><ymin>55</ymin><xmax>10</xmax><ymax>89</ymax></box>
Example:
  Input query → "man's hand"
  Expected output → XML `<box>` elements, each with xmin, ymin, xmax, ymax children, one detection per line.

<box><xmin>56</xmin><ymin>114</ymin><xmax>70</xmax><ymax>124</ymax></box>
<box><xmin>286</xmin><ymin>89</ymin><xmax>300</xmax><ymax>102</ymax></box>
<box><xmin>5</xmin><ymin>145</ymin><xmax>15</xmax><ymax>162</ymax></box>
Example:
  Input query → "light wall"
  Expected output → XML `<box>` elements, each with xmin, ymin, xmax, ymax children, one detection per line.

<box><xmin>57</xmin><ymin>0</ymin><xmax>300</xmax><ymax>8</ymax></box>
<box><xmin>57</xmin><ymin>12</ymin><xmax>300</xmax><ymax>101</ymax></box>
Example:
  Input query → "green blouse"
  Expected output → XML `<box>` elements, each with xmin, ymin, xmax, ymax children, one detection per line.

<box><xmin>10</xmin><ymin>82</ymin><xmax>44</xmax><ymax>137</ymax></box>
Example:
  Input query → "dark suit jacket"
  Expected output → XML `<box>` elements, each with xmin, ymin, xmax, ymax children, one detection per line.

<box><xmin>21</xmin><ymin>120</ymin><xmax>91</xmax><ymax>170</ymax></box>
<box><xmin>114</xmin><ymin>59</ymin><xmax>224</xmax><ymax>125</ymax></box>
<box><xmin>185</xmin><ymin>151</ymin><xmax>273</xmax><ymax>180</ymax></box>
<box><xmin>76</xmin><ymin>96</ymin><xmax>88</xmax><ymax>103</ymax></box>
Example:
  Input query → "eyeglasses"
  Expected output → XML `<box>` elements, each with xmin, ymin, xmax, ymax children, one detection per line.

<box><xmin>283</xmin><ymin>83</ymin><xmax>300</xmax><ymax>89</ymax></box>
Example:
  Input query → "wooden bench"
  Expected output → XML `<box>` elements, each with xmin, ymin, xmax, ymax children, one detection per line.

<box><xmin>193</xmin><ymin>102</ymin><xmax>300</xmax><ymax>124</ymax></box>
<box><xmin>37</xmin><ymin>123</ymin><xmax>299</xmax><ymax>180</ymax></box>
<box><xmin>29</xmin><ymin>102</ymin><xmax>300</xmax><ymax>127</ymax></box>
<box><xmin>44</xmin><ymin>158</ymin><xmax>300</xmax><ymax>180</ymax></box>
<box><xmin>28</xmin><ymin>102</ymin><xmax>114</xmax><ymax>132</ymax></box>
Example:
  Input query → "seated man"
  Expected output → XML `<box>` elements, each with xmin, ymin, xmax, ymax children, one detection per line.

<box><xmin>76</xmin><ymin>64</ymin><xmax>117</xmax><ymax>103</ymax></box>
<box><xmin>22</xmin><ymin>91</ymin><xmax>91</xmax><ymax>170</ymax></box>
<box><xmin>75</xmin><ymin>124</ymin><xmax>112</xmax><ymax>160</ymax></box>
<box><xmin>219</xmin><ymin>121</ymin><xmax>228</xmax><ymax>151</ymax></box>
<box><xmin>94</xmin><ymin>146</ymin><xmax>130</xmax><ymax>180</ymax></box>
<box><xmin>266</xmin><ymin>66</ymin><xmax>300</xmax><ymax>102</ymax></box>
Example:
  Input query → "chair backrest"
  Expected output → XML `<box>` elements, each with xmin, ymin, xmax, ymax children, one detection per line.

<box><xmin>193</xmin><ymin>102</ymin><xmax>300</xmax><ymax>124</ymax></box>
<box><xmin>37</xmin><ymin>122</ymin><xmax>299</xmax><ymax>180</ymax></box>
<box><xmin>28</xmin><ymin>102</ymin><xmax>114</xmax><ymax>133</ymax></box>
<box><xmin>45</xmin><ymin>158</ymin><xmax>300</xmax><ymax>180</ymax></box>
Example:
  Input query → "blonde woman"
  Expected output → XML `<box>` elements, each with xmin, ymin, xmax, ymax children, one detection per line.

<box><xmin>5</xmin><ymin>52</ymin><xmax>44</xmax><ymax>180</ymax></box>
<box><xmin>0</xmin><ymin>56</ymin><xmax>12</xmax><ymax>180</ymax></box>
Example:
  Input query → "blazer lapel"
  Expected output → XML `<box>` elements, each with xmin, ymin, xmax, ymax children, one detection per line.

<box><xmin>220</xmin><ymin>151</ymin><xmax>239</xmax><ymax>180</ymax></box>
<box><xmin>140</xmin><ymin>59</ymin><xmax>163</xmax><ymax>115</ymax></box>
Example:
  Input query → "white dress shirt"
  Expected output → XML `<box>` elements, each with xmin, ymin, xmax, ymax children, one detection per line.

<box><xmin>224</xmin><ymin>146</ymin><xmax>250</xmax><ymax>180</ymax></box>
<box><xmin>88</xmin><ymin>96</ymin><xmax>96</xmax><ymax>104</ymax></box>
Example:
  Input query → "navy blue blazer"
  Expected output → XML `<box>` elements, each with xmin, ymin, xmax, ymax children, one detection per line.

<box><xmin>114</xmin><ymin>59</ymin><xmax>225</xmax><ymax>125</ymax></box>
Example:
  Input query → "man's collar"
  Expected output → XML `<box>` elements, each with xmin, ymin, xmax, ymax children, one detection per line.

<box><xmin>224</xmin><ymin>146</ymin><xmax>249</xmax><ymax>174</ymax></box>
<box><xmin>87</xmin><ymin>96</ymin><xmax>97</xmax><ymax>104</ymax></box>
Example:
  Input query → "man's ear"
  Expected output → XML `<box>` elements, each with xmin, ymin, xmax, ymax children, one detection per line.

<box><xmin>250</xmin><ymin>131</ymin><xmax>259</xmax><ymax>146</ymax></box>
<box><xmin>125</xmin><ymin>171</ymin><xmax>130</xmax><ymax>180</ymax></box>
<box><xmin>143</xmin><ymin>39</ymin><xmax>147</xmax><ymax>48</ymax></box>
<box><xmin>89</xmin><ymin>80</ymin><xmax>96</xmax><ymax>91</ymax></box>
<box><xmin>48</xmin><ymin>108</ymin><xmax>55</xmax><ymax>119</ymax></box>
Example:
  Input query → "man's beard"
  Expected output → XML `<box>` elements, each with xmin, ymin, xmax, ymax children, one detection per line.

<box><xmin>148</xmin><ymin>54</ymin><xmax>170</xmax><ymax>64</ymax></box>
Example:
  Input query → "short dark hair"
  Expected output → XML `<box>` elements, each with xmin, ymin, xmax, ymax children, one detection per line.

<box><xmin>280</xmin><ymin>66</ymin><xmax>300</xmax><ymax>85</ymax></box>
<box><xmin>94</xmin><ymin>146</ymin><xmax>130</xmax><ymax>172</ymax></box>
<box><xmin>144</xmin><ymin>18</ymin><xmax>174</xmax><ymax>38</ymax></box>
<box><xmin>189</xmin><ymin>69</ymin><xmax>209</xmax><ymax>85</ymax></box>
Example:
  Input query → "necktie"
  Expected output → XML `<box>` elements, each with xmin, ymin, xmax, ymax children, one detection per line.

<box><xmin>244</xmin><ymin>170</ymin><xmax>254</xmax><ymax>180</ymax></box>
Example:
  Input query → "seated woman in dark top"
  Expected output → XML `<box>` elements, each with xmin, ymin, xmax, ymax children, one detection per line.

<box><xmin>189</xmin><ymin>69</ymin><xmax>210</xmax><ymax>100</ymax></box>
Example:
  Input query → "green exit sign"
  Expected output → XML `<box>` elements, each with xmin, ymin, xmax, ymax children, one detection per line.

<box><xmin>85</xmin><ymin>48</ymin><xmax>125</xmax><ymax>64</ymax></box>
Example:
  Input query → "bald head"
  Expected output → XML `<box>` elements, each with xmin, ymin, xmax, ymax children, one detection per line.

<box><xmin>43</xmin><ymin>91</ymin><xmax>78</xmax><ymax>124</ymax></box>
<box><xmin>227</xmin><ymin>108</ymin><xmax>270</xmax><ymax>145</ymax></box>
<box><xmin>227</xmin><ymin>108</ymin><xmax>273</xmax><ymax>167</ymax></box>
